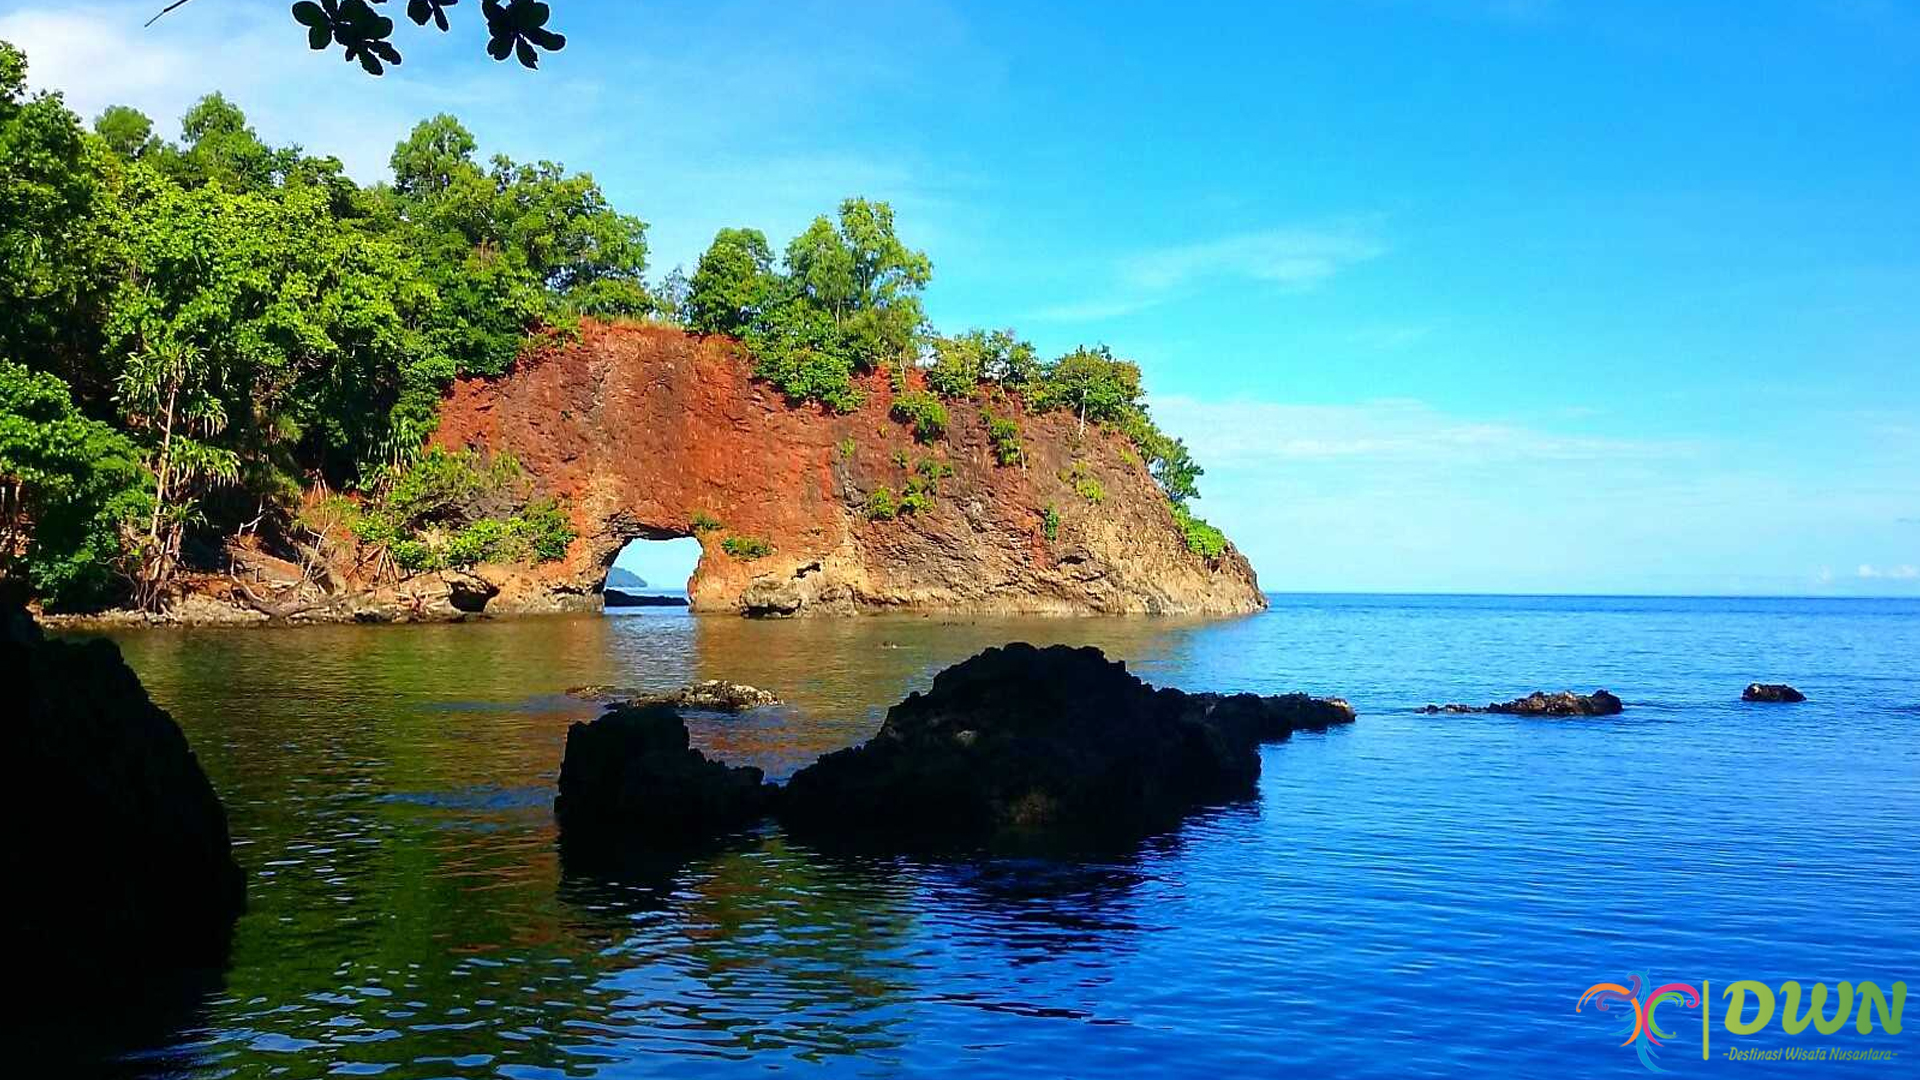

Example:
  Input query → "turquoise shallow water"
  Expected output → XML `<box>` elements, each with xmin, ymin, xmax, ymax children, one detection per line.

<box><xmin>43</xmin><ymin>594</ymin><xmax>1920</xmax><ymax>1077</ymax></box>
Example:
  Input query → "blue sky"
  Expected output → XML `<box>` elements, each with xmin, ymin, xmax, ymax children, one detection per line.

<box><xmin>4</xmin><ymin>0</ymin><xmax>1916</xmax><ymax>595</ymax></box>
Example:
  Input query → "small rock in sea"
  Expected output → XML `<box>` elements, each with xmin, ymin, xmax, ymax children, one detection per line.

<box><xmin>1423</xmin><ymin>689</ymin><xmax>1624</xmax><ymax>717</ymax></box>
<box><xmin>555</xmin><ymin>705</ymin><xmax>774</xmax><ymax>843</ymax></box>
<box><xmin>4</xmin><ymin>596</ymin><xmax>245</xmax><ymax>972</ymax></box>
<box><xmin>777</xmin><ymin>642</ymin><xmax>1355</xmax><ymax>845</ymax></box>
<box><xmin>566</xmin><ymin>680</ymin><xmax>781</xmax><ymax>711</ymax></box>
<box><xmin>1743</xmin><ymin>683</ymin><xmax>1806</xmax><ymax>703</ymax></box>
<box><xmin>1183</xmin><ymin>691</ymin><xmax>1358</xmax><ymax>743</ymax></box>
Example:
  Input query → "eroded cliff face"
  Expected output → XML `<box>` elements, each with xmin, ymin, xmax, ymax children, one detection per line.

<box><xmin>431</xmin><ymin>324</ymin><xmax>1265</xmax><ymax>618</ymax></box>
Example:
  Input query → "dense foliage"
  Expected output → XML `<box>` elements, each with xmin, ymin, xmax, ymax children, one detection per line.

<box><xmin>0</xmin><ymin>40</ymin><xmax>640</xmax><ymax>608</ymax></box>
<box><xmin>330</xmin><ymin>449</ymin><xmax>575</xmax><ymax>572</ymax></box>
<box><xmin>0</xmin><ymin>35</ymin><xmax>1233</xmax><ymax>610</ymax></box>
<box><xmin>684</xmin><ymin>199</ymin><xmax>931</xmax><ymax>414</ymax></box>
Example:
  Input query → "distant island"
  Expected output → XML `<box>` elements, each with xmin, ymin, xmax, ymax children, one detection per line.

<box><xmin>604</xmin><ymin>567</ymin><xmax>649</xmax><ymax>591</ymax></box>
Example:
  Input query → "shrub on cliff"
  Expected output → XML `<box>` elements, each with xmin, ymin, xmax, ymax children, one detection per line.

<box><xmin>722</xmin><ymin>534</ymin><xmax>773</xmax><ymax>560</ymax></box>
<box><xmin>349</xmin><ymin>449</ymin><xmax>574</xmax><ymax>571</ymax></box>
<box><xmin>985</xmin><ymin>413</ymin><xmax>1025</xmax><ymax>467</ymax></box>
<box><xmin>1173</xmin><ymin>505</ymin><xmax>1228</xmax><ymax>559</ymax></box>
<box><xmin>924</xmin><ymin>329</ymin><xmax>1042</xmax><ymax>398</ymax></box>
<box><xmin>890</xmin><ymin>391</ymin><xmax>948</xmax><ymax>442</ymax></box>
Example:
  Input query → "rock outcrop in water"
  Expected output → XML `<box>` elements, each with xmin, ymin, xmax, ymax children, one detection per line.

<box><xmin>1742</xmin><ymin>682</ymin><xmax>1806</xmax><ymax>703</ymax></box>
<box><xmin>554</xmin><ymin>643</ymin><xmax>1355</xmax><ymax>850</ymax></box>
<box><xmin>430</xmin><ymin>324</ymin><xmax>1265</xmax><ymax>618</ymax></box>
<box><xmin>566</xmin><ymin>680</ymin><xmax>781</xmax><ymax>711</ymax></box>
<box><xmin>1423</xmin><ymin>689</ymin><xmax>1624</xmax><ymax>717</ymax></box>
<box><xmin>777</xmin><ymin>643</ymin><xmax>1354</xmax><ymax>843</ymax></box>
<box><xmin>554</xmin><ymin>704</ymin><xmax>774</xmax><ymax>842</ymax></box>
<box><xmin>3</xmin><ymin>597</ymin><xmax>244</xmax><ymax>969</ymax></box>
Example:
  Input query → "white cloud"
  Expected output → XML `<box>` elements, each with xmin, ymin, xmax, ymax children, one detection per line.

<box><xmin>1151</xmin><ymin>396</ymin><xmax>1685</xmax><ymax>469</ymax></box>
<box><xmin>1120</xmin><ymin>229</ymin><xmax>1385</xmax><ymax>292</ymax></box>
<box><xmin>1858</xmin><ymin>564</ymin><xmax>1920</xmax><ymax>579</ymax></box>
<box><xmin>1032</xmin><ymin>224</ymin><xmax>1383</xmax><ymax>323</ymax></box>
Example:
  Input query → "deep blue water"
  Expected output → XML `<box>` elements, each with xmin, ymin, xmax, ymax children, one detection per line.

<box><xmin>60</xmin><ymin>594</ymin><xmax>1920</xmax><ymax>1077</ymax></box>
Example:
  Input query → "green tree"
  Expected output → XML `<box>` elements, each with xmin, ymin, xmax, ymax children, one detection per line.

<box><xmin>686</xmin><ymin>227</ymin><xmax>775</xmax><ymax>336</ymax></box>
<box><xmin>0</xmin><ymin>361</ymin><xmax>146</xmax><ymax>608</ymax></box>
<box><xmin>1031</xmin><ymin>345</ymin><xmax>1145</xmax><ymax>434</ymax></box>
<box><xmin>390</xmin><ymin>112</ymin><xmax>477</xmax><ymax>199</ymax></box>
<box><xmin>93</xmin><ymin>105</ymin><xmax>159</xmax><ymax>159</ymax></box>
<box><xmin>0</xmin><ymin>41</ymin><xmax>118</xmax><ymax>390</ymax></box>
<box><xmin>925</xmin><ymin>329</ymin><xmax>1041</xmax><ymax>397</ymax></box>
<box><xmin>164</xmin><ymin>92</ymin><xmax>293</xmax><ymax>191</ymax></box>
<box><xmin>113</xmin><ymin>337</ymin><xmax>241</xmax><ymax>610</ymax></box>
<box><xmin>385</xmin><ymin>114</ymin><xmax>652</xmax><ymax>368</ymax></box>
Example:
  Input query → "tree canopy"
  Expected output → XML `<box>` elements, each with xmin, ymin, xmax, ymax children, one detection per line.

<box><xmin>0</xmin><ymin>34</ymin><xmax>1229</xmax><ymax>612</ymax></box>
<box><xmin>0</xmin><ymin>38</ymin><xmax>652</xmax><ymax>608</ymax></box>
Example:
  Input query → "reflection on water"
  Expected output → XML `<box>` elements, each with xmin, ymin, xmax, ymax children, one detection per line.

<box><xmin>39</xmin><ymin>597</ymin><xmax>1920</xmax><ymax>1077</ymax></box>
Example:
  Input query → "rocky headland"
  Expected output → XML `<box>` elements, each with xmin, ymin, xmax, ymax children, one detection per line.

<box><xmin>45</xmin><ymin>325</ymin><xmax>1262</xmax><ymax>628</ymax></box>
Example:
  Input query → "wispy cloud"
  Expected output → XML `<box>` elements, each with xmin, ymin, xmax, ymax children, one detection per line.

<box><xmin>1857</xmin><ymin>564</ymin><xmax>1919</xmax><ymax>579</ymax></box>
<box><xmin>1344</xmin><ymin>323</ymin><xmax>1438</xmax><ymax>351</ymax></box>
<box><xmin>1032</xmin><ymin>225</ymin><xmax>1383</xmax><ymax>322</ymax></box>
<box><xmin>1151</xmin><ymin>396</ymin><xmax>1686</xmax><ymax>469</ymax></box>
<box><xmin>1121</xmin><ymin>229</ymin><xmax>1384</xmax><ymax>292</ymax></box>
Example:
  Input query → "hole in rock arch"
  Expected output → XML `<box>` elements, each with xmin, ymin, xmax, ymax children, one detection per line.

<box><xmin>603</xmin><ymin>536</ymin><xmax>702</xmax><ymax>612</ymax></box>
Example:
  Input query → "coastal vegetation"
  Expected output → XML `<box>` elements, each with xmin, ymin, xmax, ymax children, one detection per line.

<box><xmin>720</xmin><ymin>535</ymin><xmax>774</xmax><ymax>561</ymax></box>
<box><xmin>0</xmin><ymin>38</ymin><xmax>1229</xmax><ymax>614</ymax></box>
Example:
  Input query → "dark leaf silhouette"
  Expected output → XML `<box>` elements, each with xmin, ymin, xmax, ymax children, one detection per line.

<box><xmin>484</xmin><ymin>0</ymin><xmax>568</xmax><ymax>69</ymax></box>
<box><xmin>287</xmin><ymin>0</ymin><xmax>403</xmax><ymax>74</ymax></box>
<box><xmin>274</xmin><ymin>0</ymin><xmax>561</xmax><ymax>75</ymax></box>
<box><xmin>407</xmin><ymin>0</ymin><xmax>457</xmax><ymax>32</ymax></box>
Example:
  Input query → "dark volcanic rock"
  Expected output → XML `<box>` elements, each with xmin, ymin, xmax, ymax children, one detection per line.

<box><xmin>1181</xmin><ymin>691</ymin><xmax>1357</xmax><ymax>743</ymax></box>
<box><xmin>566</xmin><ymin>680</ymin><xmax>781</xmax><ymax>711</ymax></box>
<box><xmin>555</xmin><ymin>705</ymin><xmax>774</xmax><ymax>843</ymax></box>
<box><xmin>3</xmin><ymin>600</ymin><xmax>244</xmax><ymax>971</ymax></box>
<box><xmin>1424</xmin><ymin>689</ymin><xmax>1624</xmax><ymax>717</ymax></box>
<box><xmin>777</xmin><ymin>643</ymin><xmax>1353</xmax><ymax>844</ymax></box>
<box><xmin>1743</xmin><ymin>683</ymin><xmax>1806</xmax><ymax>703</ymax></box>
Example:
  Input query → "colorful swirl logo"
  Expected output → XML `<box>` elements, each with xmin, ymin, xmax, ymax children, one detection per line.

<box><xmin>1578</xmin><ymin>972</ymin><xmax>1702</xmax><ymax>1072</ymax></box>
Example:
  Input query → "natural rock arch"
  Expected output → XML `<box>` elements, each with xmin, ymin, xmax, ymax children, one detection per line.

<box><xmin>431</xmin><ymin>324</ymin><xmax>1265</xmax><ymax>618</ymax></box>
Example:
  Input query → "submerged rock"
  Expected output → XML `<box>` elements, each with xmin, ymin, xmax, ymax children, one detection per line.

<box><xmin>1423</xmin><ymin>689</ymin><xmax>1624</xmax><ymax>717</ymax></box>
<box><xmin>778</xmin><ymin>643</ymin><xmax>1354</xmax><ymax>844</ymax></box>
<box><xmin>555</xmin><ymin>705</ymin><xmax>774</xmax><ymax>843</ymax></box>
<box><xmin>1743</xmin><ymin>682</ymin><xmax>1806</xmax><ymax>703</ymax></box>
<box><xmin>566</xmin><ymin>680</ymin><xmax>781</xmax><ymax>711</ymax></box>
<box><xmin>4</xmin><ymin>599</ymin><xmax>245</xmax><ymax>971</ymax></box>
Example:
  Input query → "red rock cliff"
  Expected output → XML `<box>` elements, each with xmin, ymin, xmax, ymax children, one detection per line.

<box><xmin>431</xmin><ymin>324</ymin><xmax>1265</xmax><ymax>617</ymax></box>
